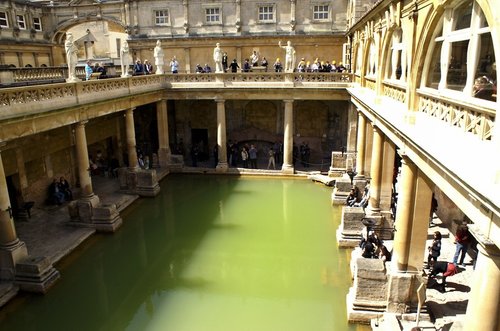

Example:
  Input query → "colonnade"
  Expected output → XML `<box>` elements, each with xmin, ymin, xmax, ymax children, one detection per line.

<box><xmin>352</xmin><ymin>110</ymin><xmax>500</xmax><ymax>329</ymax></box>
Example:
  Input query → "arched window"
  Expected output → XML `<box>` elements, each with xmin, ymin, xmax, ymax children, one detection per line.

<box><xmin>366</xmin><ymin>39</ymin><xmax>377</xmax><ymax>77</ymax></box>
<box><xmin>355</xmin><ymin>42</ymin><xmax>363</xmax><ymax>74</ymax></box>
<box><xmin>386</xmin><ymin>28</ymin><xmax>406</xmax><ymax>82</ymax></box>
<box><xmin>424</xmin><ymin>0</ymin><xmax>496</xmax><ymax>102</ymax></box>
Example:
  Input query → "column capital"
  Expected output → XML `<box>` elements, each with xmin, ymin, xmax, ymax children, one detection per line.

<box><xmin>75</xmin><ymin>120</ymin><xmax>88</xmax><ymax>127</ymax></box>
<box><xmin>215</xmin><ymin>98</ymin><xmax>225</xmax><ymax>104</ymax></box>
<box><xmin>283</xmin><ymin>99</ymin><xmax>294</xmax><ymax>104</ymax></box>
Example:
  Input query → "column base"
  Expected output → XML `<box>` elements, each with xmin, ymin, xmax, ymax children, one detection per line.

<box><xmin>91</xmin><ymin>204</ymin><xmax>123</xmax><ymax>233</ymax></box>
<box><xmin>15</xmin><ymin>256</ymin><xmax>60</xmax><ymax>294</ymax></box>
<box><xmin>136</xmin><ymin>169</ymin><xmax>160</xmax><ymax>197</ymax></box>
<box><xmin>336</xmin><ymin>206</ymin><xmax>365</xmax><ymax>248</ymax></box>
<box><xmin>331</xmin><ymin>173</ymin><xmax>352</xmax><ymax>205</ymax></box>
<box><xmin>346</xmin><ymin>257</ymin><xmax>389</xmax><ymax>324</ymax></box>
<box><xmin>72</xmin><ymin>194</ymin><xmax>101</xmax><ymax>224</ymax></box>
<box><xmin>0</xmin><ymin>240</ymin><xmax>28</xmax><ymax>281</ymax></box>
<box><xmin>216</xmin><ymin>162</ymin><xmax>229</xmax><ymax>172</ymax></box>
<box><xmin>386</xmin><ymin>271</ymin><xmax>425</xmax><ymax>314</ymax></box>
<box><xmin>158</xmin><ymin>148</ymin><xmax>171</xmax><ymax>168</ymax></box>
<box><xmin>281</xmin><ymin>164</ymin><xmax>294</xmax><ymax>174</ymax></box>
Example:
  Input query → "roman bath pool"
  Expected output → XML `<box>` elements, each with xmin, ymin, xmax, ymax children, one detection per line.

<box><xmin>0</xmin><ymin>175</ymin><xmax>368</xmax><ymax>331</ymax></box>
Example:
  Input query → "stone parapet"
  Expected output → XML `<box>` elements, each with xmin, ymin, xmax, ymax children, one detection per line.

<box><xmin>15</xmin><ymin>256</ymin><xmax>60</xmax><ymax>294</ymax></box>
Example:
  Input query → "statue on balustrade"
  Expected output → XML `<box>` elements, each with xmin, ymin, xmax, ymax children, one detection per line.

<box><xmin>278</xmin><ymin>40</ymin><xmax>296</xmax><ymax>73</ymax></box>
<box><xmin>154</xmin><ymin>40</ymin><xmax>165</xmax><ymax>74</ymax></box>
<box><xmin>120</xmin><ymin>40</ymin><xmax>131</xmax><ymax>77</ymax></box>
<box><xmin>213</xmin><ymin>43</ymin><xmax>224</xmax><ymax>73</ymax></box>
<box><xmin>65</xmin><ymin>32</ymin><xmax>80</xmax><ymax>82</ymax></box>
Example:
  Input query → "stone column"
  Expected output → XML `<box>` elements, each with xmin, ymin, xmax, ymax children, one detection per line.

<box><xmin>0</xmin><ymin>146</ymin><xmax>28</xmax><ymax>280</ymax></box>
<box><xmin>391</xmin><ymin>155</ymin><xmax>417</xmax><ymax>272</ymax></box>
<box><xmin>282</xmin><ymin>100</ymin><xmax>294</xmax><ymax>174</ymax></box>
<box><xmin>463</xmin><ymin>244</ymin><xmax>500</xmax><ymax>331</ymax></box>
<box><xmin>74</xmin><ymin>121</ymin><xmax>94</xmax><ymax>198</ymax></box>
<box><xmin>74</xmin><ymin>121</ymin><xmax>100</xmax><ymax>224</ymax></box>
<box><xmin>366</xmin><ymin>124</ymin><xmax>383</xmax><ymax>215</ymax></box>
<box><xmin>125</xmin><ymin>108</ymin><xmax>138</xmax><ymax>170</ymax></box>
<box><xmin>354</xmin><ymin>111</ymin><xmax>366</xmax><ymax>180</ymax></box>
<box><xmin>156</xmin><ymin>100</ymin><xmax>171</xmax><ymax>167</ymax></box>
<box><xmin>386</xmin><ymin>158</ymin><xmax>431</xmax><ymax>313</ymax></box>
<box><xmin>216</xmin><ymin>99</ymin><xmax>228</xmax><ymax>171</ymax></box>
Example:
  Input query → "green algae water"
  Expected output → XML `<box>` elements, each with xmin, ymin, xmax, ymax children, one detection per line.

<box><xmin>0</xmin><ymin>175</ymin><xmax>367</xmax><ymax>331</ymax></box>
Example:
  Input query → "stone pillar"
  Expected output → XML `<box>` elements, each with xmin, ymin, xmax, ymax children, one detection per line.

<box><xmin>386</xmin><ymin>157</ymin><xmax>431</xmax><ymax>314</ymax></box>
<box><xmin>354</xmin><ymin>110</ymin><xmax>366</xmax><ymax>180</ymax></box>
<box><xmin>125</xmin><ymin>108</ymin><xmax>138</xmax><ymax>170</ymax></box>
<box><xmin>0</xmin><ymin>147</ymin><xmax>28</xmax><ymax>280</ymax></box>
<box><xmin>463</xmin><ymin>243</ymin><xmax>500</xmax><ymax>331</ymax></box>
<box><xmin>366</xmin><ymin>124</ymin><xmax>383</xmax><ymax>215</ymax></box>
<box><xmin>391</xmin><ymin>155</ymin><xmax>416</xmax><ymax>272</ymax></box>
<box><xmin>74</xmin><ymin>121</ymin><xmax>94</xmax><ymax>198</ymax></box>
<box><xmin>281</xmin><ymin>100</ymin><xmax>294</xmax><ymax>174</ymax></box>
<box><xmin>216</xmin><ymin>99</ymin><xmax>228</xmax><ymax>172</ymax></box>
<box><xmin>73</xmin><ymin>121</ymin><xmax>100</xmax><ymax>223</ymax></box>
<box><xmin>156</xmin><ymin>99</ymin><xmax>171</xmax><ymax>168</ymax></box>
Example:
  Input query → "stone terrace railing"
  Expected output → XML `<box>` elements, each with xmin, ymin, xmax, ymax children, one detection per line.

<box><xmin>417</xmin><ymin>89</ymin><xmax>495</xmax><ymax>141</ymax></box>
<box><xmin>382</xmin><ymin>81</ymin><xmax>406</xmax><ymax>104</ymax></box>
<box><xmin>0</xmin><ymin>73</ymin><xmax>353</xmax><ymax>120</ymax></box>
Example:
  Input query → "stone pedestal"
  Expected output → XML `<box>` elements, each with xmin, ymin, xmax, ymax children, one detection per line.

<box><xmin>332</xmin><ymin>173</ymin><xmax>352</xmax><ymax>205</ymax></box>
<box><xmin>15</xmin><ymin>256</ymin><xmax>60</xmax><ymax>293</ymax></box>
<box><xmin>169</xmin><ymin>154</ymin><xmax>184</xmax><ymax>171</ymax></box>
<box><xmin>91</xmin><ymin>204</ymin><xmax>123</xmax><ymax>232</ymax></box>
<box><xmin>347</xmin><ymin>258</ymin><xmax>388</xmax><ymax>324</ymax></box>
<box><xmin>0</xmin><ymin>241</ymin><xmax>28</xmax><ymax>280</ymax></box>
<box><xmin>337</xmin><ymin>206</ymin><xmax>365</xmax><ymax>247</ymax></box>
<box><xmin>74</xmin><ymin>194</ymin><xmax>100</xmax><ymax>224</ymax></box>
<box><xmin>136</xmin><ymin>169</ymin><xmax>160</xmax><ymax>197</ymax></box>
<box><xmin>386</xmin><ymin>272</ymin><xmax>425</xmax><ymax>314</ymax></box>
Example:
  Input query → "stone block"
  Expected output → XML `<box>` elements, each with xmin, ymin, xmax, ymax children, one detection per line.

<box><xmin>15</xmin><ymin>256</ymin><xmax>60</xmax><ymax>293</ymax></box>
<box><xmin>337</xmin><ymin>206</ymin><xmax>365</xmax><ymax>247</ymax></box>
<box><xmin>332</xmin><ymin>173</ymin><xmax>353</xmax><ymax>205</ymax></box>
<box><xmin>386</xmin><ymin>272</ymin><xmax>424</xmax><ymax>313</ymax></box>
<box><xmin>135</xmin><ymin>169</ymin><xmax>160</xmax><ymax>197</ymax></box>
<box><xmin>92</xmin><ymin>204</ymin><xmax>123</xmax><ymax>233</ymax></box>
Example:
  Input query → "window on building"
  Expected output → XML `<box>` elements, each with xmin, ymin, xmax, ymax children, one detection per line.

<box><xmin>386</xmin><ymin>29</ymin><xmax>407</xmax><ymax>82</ymax></box>
<box><xmin>33</xmin><ymin>17</ymin><xmax>42</xmax><ymax>31</ymax></box>
<box><xmin>424</xmin><ymin>0</ymin><xmax>496</xmax><ymax>102</ymax></box>
<box><xmin>17</xmin><ymin>14</ymin><xmax>26</xmax><ymax>29</ymax></box>
<box><xmin>258</xmin><ymin>5</ymin><xmax>274</xmax><ymax>22</ymax></box>
<box><xmin>313</xmin><ymin>5</ymin><xmax>329</xmax><ymax>20</ymax></box>
<box><xmin>205</xmin><ymin>7</ymin><xmax>221</xmax><ymax>23</ymax></box>
<box><xmin>366</xmin><ymin>39</ymin><xmax>377</xmax><ymax>77</ymax></box>
<box><xmin>154</xmin><ymin>10</ymin><xmax>169</xmax><ymax>26</ymax></box>
<box><xmin>0</xmin><ymin>12</ymin><xmax>8</xmax><ymax>28</ymax></box>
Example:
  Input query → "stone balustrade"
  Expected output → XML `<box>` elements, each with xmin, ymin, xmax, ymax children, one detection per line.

<box><xmin>382</xmin><ymin>81</ymin><xmax>406</xmax><ymax>104</ymax></box>
<box><xmin>417</xmin><ymin>88</ymin><xmax>495</xmax><ymax>141</ymax></box>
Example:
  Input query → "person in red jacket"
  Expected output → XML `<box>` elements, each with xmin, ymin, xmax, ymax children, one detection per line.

<box><xmin>430</xmin><ymin>261</ymin><xmax>457</xmax><ymax>292</ymax></box>
<box><xmin>453</xmin><ymin>224</ymin><xmax>470</xmax><ymax>266</ymax></box>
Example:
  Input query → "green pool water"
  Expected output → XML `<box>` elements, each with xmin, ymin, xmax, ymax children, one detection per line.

<box><xmin>0</xmin><ymin>175</ymin><xmax>368</xmax><ymax>331</ymax></box>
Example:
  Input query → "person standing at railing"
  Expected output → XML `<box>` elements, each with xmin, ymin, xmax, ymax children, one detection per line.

<box><xmin>273</xmin><ymin>58</ymin><xmax>283</xmax><ymax>72</ymax></box>
<box><xmin>85</xmin><ymin>60</ymin><xmax>93</xmax><ymax>81</ymax></box>
<box><xmin>170</xmin><ymin>56</ymin><xmax>179</xmax><ymax>74</ymax></box>
<box><xmin>65</xmin><ymin>32</ymin><xmax>80</xmax><ymax>82</ymax></box>
<box><xmin>144</xmin><ymin>60</ymin><xmax>153</xmax><ymax>74</ymax></box>
<box><xmin>229</xmin><ymin>59</ymin><xmax>239</xmax><ymax>73</ymax></box>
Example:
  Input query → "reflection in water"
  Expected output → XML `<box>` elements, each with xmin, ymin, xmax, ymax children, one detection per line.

<box><xmin>0</xmin><ymin>175</ymin><xmax>368</xmax><ymax>331</ymax></box>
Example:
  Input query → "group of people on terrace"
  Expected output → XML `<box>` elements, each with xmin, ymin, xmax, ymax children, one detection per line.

<box><xmin>48</xmin><ymin>176</ymin><xmax>73</xmax><ymax>205</ymax></box>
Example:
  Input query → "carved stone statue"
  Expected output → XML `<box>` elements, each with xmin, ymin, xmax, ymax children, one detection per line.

<box><xmin>154</xmin><ymin>40</ymin><xmax>165</xmax><ymax>74</ymax></box>
<box><xmin>213</xmin><ymin>43</ymin><xmax>224</xmax><ymax>73</ymax></box>
<box><xmin>120</xmin><ymin>40</ymin><xmax>131</xmax><ymax>77</ymax></box>
<box><xmin>278</xmin><ymin>40</ymin><xmax>296</xmax><ymax>73</ymax></box>
<box><xmin>65</xmin><ymin>32</ymin><xmax>80</xmax><ymax>82</ymax></box>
